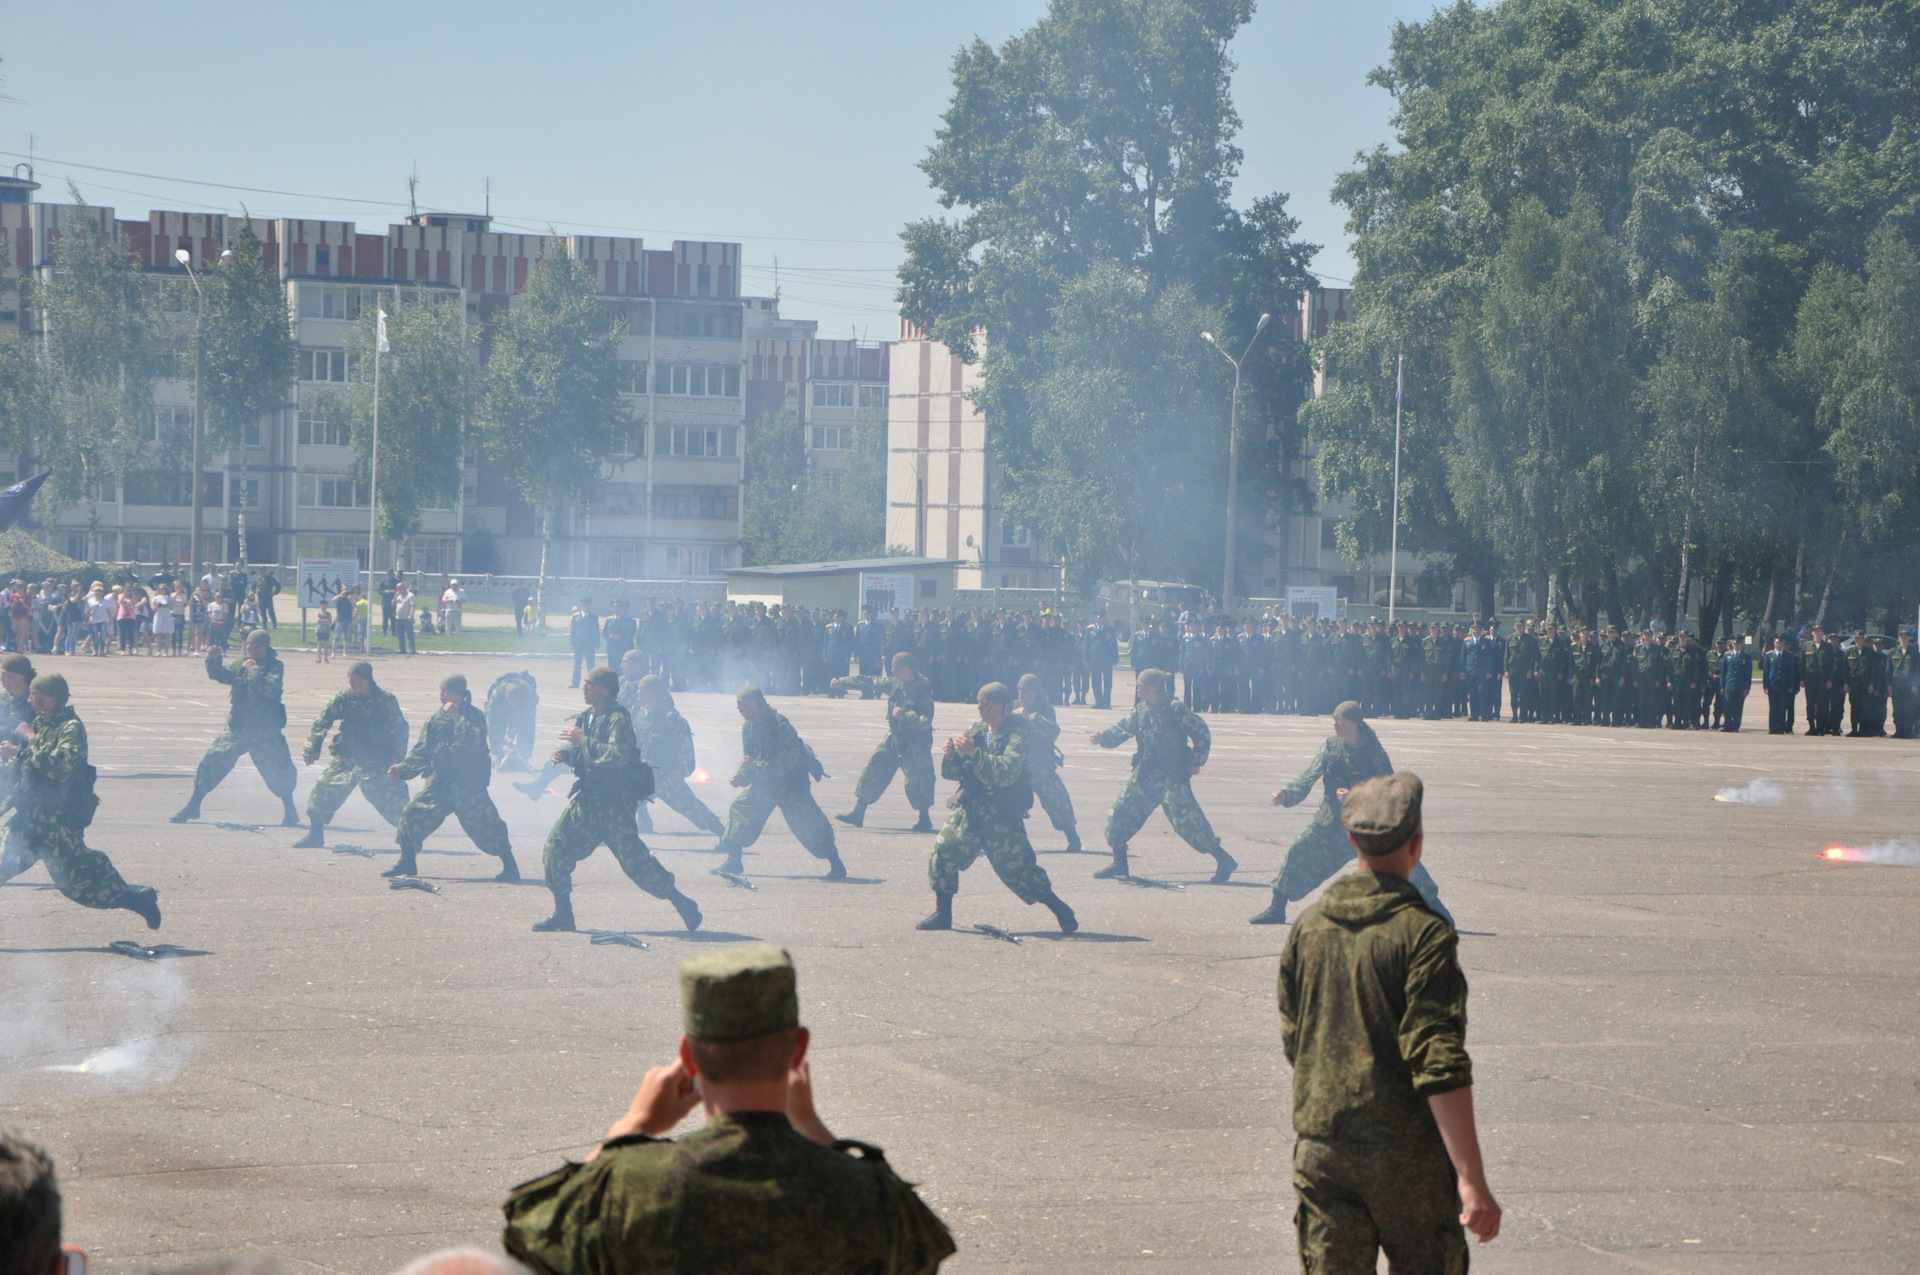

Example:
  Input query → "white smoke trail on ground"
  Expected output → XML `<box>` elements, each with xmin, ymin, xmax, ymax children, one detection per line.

<box><xmin>1713</xmin><ymin>758</ymin><xmax>1889</xmax><ymax>813</ymax></box>
<box><xmin>1714</xmin><ymin>777</ymin><xmax>1785</xmax><ymax>805</ymax></box>
<box><xmin>1822</xmin><ymin>840</ymin><xmax>1920</xmax><ymax>867</ymax></box>
<box><xmin>0</xmin><ymin>947</ymin><xmax>195</xmax><ymax>1094</ymax></box>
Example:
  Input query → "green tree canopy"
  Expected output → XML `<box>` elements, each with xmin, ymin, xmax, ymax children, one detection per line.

<box><xmin>201</xmin><ymin>216</ymin><xmax>292</xmax><ymax>454</ymax></box>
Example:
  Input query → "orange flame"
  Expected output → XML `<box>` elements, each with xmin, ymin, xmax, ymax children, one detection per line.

<box><xmin>1823</xmin><ymin>846</ymin><xmax>1850</xmax><ymax>861</ymax></box>
<box><xmin>690</xmin><ymin>768</ymin><xmax>712</xmax><ymax>784</ymax></box>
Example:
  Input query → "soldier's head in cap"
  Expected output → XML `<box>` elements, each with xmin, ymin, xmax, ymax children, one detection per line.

<box><xmin>1016</xmin><ymin>671</ymin><xmax>1046</xmax><ymax>708</ymax></box>
<box><xmin>736</xmin><ymin>684</ymin><xmax>769</xmax><ymax>722</ymax></box>
<box><xmin>347</xmin><ymin>659</ymin><xmax>375</xmax><ymax>694</ymax></box>
<box><xmin>245</xmin><ymin>629</ymin><xmax>272</xmax><ymax>659</ymax></box>
<box><xmin>581</xmin><ymin>665</ymin><xmax>618</xmax><ymax>708</ymax></box>
<box><xmin>439</xmin><ymin>674</ymin><xmax>470</xmax><ymax>713</ymax></box>
<box><xmin>890</xmin><ymin>650</ymin><xmax>917</xmax><ymax>678</ymax></box>
<box><xmin>620</xmin><ymin>647</ymin><xmax>647</xmax><ymax>679</ymax></box>
<box><xmin>1341</xmin><ymin>771</ymin><xmax>1425</xmax><ymax>864</ymax></box>
<box><xmin>1136</xmin><ymin>667</ymin><xmax>1171</xmax><ymax>705</ymax></box>
<box><xmin>975</xmin><ymin>680</ymin><xmax>1012</xmax><ymax>729</ymax></box>
<box><xmin>27</xmin><ymin>671</ymin><xmax>69</xmax><ymax>714</ymax></box>
<box><xmin>0</xmin><ymin>652</ymin><xmax>34</xmax><ymax>698</ymax></box>
<box><xmin>677</xmin><ymin>943</ymin><xmax>808</xmax><ymax>1088</ymax></box>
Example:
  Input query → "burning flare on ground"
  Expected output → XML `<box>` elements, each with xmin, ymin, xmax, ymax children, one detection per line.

<box><xmin>689</xmin><ymin>768</ymin><xmax>711</xmax><ymax>783</ymax></box>
<box><xmin>1820</xmin><ymin>840</ymin><xmax>1920</xmax><ymax>866</ymax></box>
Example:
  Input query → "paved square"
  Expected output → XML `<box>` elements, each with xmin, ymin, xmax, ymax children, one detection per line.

<box><xmin>2</xmin><ymin>650</ymin><xmax>1916</xmax><ymax>1272</ymax></box>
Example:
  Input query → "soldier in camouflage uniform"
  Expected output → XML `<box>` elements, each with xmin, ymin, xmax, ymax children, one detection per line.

<box><xmin>387</xmin><ymin>673</ymin><xmax>519</xmax><ymax>882</ymax></box>
<box><xmin>501</xmin><ymin>944</ymin><xmax>956</xmax><ymax>1274</ymax></box>
<box><xmin>918</xmin><ymin>681</ymin><xmax>1078</xmax><ymax>933</ymax></box>
<box><xmin>619</xmin><ymin>654</ymin><xmax>726</xmax><ymax>838</ymax></box>
<box><xmin>172</xmin><ymin>629</ymin><xmax>301</xmax><ymax>826</ymax></box>
<box><xmin>1014</xmin><ymin>672</ymin><xmax>1081</xmax><ymax>853</ymax></box>
<box><xmin>1087</xmin><ymin>668</ymin><xmax>1237</xmax><ymax>882</ymax></box>
<box><xmin>0</xmin><ymin>653</ymin><xmax>37</xmax><ymax>811</ymax></box>
<box><xmin>1279</xmin><ymin>773</ymin><xmax>1499</xmax><ymax>1272</ymax></box>
<box><xmin>533</xmin><ymin>666</ymin><xmax>702</xmax><ymax>933</ymax></box>
<box><xmin>1251</xmin><ymin>702</ymin><xmax>1452</xmax><ymax>927</ymax></box>
<box><xmin>714</xmin><ymin>686</ymin><xmax>845</xmax><ymax>879</ymax></box>
<box><xmin>292</xmin><ymin>659</ymin><xmax>410</xmax><ymax>848</ymax></box>
<box><xmin>832</xmin><ymin>651</ymin><xmax>937</xmax><ymax>833</ymax></box>
<box><xmin>0</xmin><ymin>673</ymin><xmax>161</xmax><ymax>928</ymax></box>
<box><xmin>486</xmin><ymin>670</ymin><xmax>540</xmax><ymax>773</ymax></box>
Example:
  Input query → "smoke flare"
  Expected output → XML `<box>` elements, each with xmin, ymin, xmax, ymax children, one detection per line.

<box><xmin>1821</xmin><ymin>840</ymin><xmax>1920</xmax><ymax>867</ymax></box>
<box><xmin>1714</xmin><ymin>777</ymin><xmax>1784</xmax><ymax>805</ymax></box>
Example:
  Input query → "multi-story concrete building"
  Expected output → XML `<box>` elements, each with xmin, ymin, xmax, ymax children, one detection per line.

<box><xmin>0</xmin><ymin>169</ymin><xmax>891</xmax><ymax>580</ymax></box>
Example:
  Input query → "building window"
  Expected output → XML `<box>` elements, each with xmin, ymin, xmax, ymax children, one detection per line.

<box><xmin>297</xmin><ymin>285</ymin><xmax>365</xmax><ymax>321</ymax></box>
<box><xmin>298</xmin><ymin>409</ymin><xmax>350</xmax><ymax>447</ymax></box>
<box><xmin>663</xmin><ymin>363</ymin><xmax>740</xmax><ymax>397</ymax></box>
<box><xmin>858</xmin><ymin>384</ymin><xmax>888</xmax><ymax>410</ymax></box>
<box><xmin>618</xmin><ymin>360</ymin><xmax>647</xmax><ymax>395</ymax></box>
<box><xmin>298</xmin><ymin>474</ymin><xmax>369</xmax><ymax>508</ymax></box>
<box><xmin>123</xmin><ymin>532</ymin><xmax>190</xmax><ymax>563</ymax></box>
<box><xmin>148</xmin><ymin>405</ymin><xmax>192</xmax><ymax>443</ymax></box>
<box><xmin>299</xmin><ymin>348</ymin><xmax>354</xmax><ymax>383</ymax></box>
<box><xmin>809</xmin><ymin>426</ymin><xmax>850</xmax><ymax>451</ymax></box>
<box><xmin>595</xmin><ymin>482</ymin><xmax>645</xmax><ymax>516</ymax></box>
<box><xmin>658</xmin><ymin>305</ymin><xmax>740</xmax><ymax>339</ymax></box>
<box><xmin>658</xmin><ymin>543</ymin><xmax>735</xmax><ymax>578</ymax></box>
<box><xmin>812</xmin><ymin>383</ymin><xmax>855</xmax><ymax>408</ymax></box>
<box><xmin>123</xmin><ymin>471</ymin><xmax>195</xmax><ymax>507</ymax></box>
<box><xmin>242</xmin><ymin>416</ymin><xmax>263</xmax><ymax>447</ymax></box>
<box><xmin>612</xmin><ymin>420</ymin><xmax>646</xmax><ymax>458</ymax></box>
<box><xmin>590</xmin><ymin>540</ymin><xmax>647</xmax><ymax>578</ymax></box>
<box><xmin>230</xmin><ymin>478</ymin><xmax>261</xmax><ymax>510</ymax></box>
<box><xmin>661</xmin><ymin>425</ymin><xmax>737</xmax><ymax>458</ymax></box>
<box><xmin>1320</xmin><ymin>519</ymin><xmax>1340</xmax><ymax>551</ymax></box>
<box><xmin>651</xmin><ymin>483</ymin><xmax>738</xmax><ymax>520</ymax></box>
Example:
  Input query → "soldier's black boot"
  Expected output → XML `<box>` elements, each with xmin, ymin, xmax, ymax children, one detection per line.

<box><xmin>292</xmin><ymin>817</ymin><xmax>325</xmax><ymax>849</ymax></box>
<box><xmin>493</xmin><ymin>848</ymin><xmax>520</xmax><ymax>883</ymax></box>
<box><xmin>532</xmin><ymin>894</ymin><xmax>575</xmax><ymax>932</ymax></box>
<box><xmin>169</xmin><ymin>789</ymin><xmax>206</xmax><ymax>823</ymax></box>
<box><xmin>1039</xmin><ymin>891</ymin><xmax>1078</xmax><ymax>934</ymax></box>
<box><xmin>669</xmin><ymin>889</ymin><xmax>702</xmax><ymax>931</ymax></box>
<box><xmin>513</xmin><ymin>777</ymin><xmax>547</xmax><ymax>802</ymax></box>
<box><xmin>383</xmin><ymin>847</ymin><xmax>420</xmax><ymax>878</ymax></box>
<box><xmin>1248</xmin><ymin>890</ymin><xmax>1289</xmax><ymax>925</ymax></box>
<box><xmin>822</xmin><ymin>851</ymin><xmax>849</xmax><ymax>881</ymax></box>
<box><xmin>915</xmin><ymin>891</ymin><xmax>954</xmax><ymax>930</ymax></box>
<box><xmin>910</xmin><ymin>809</ymin><xmax>934</xmax><ymax>833</ymax></box>
<box><xmin>1064</xmin><ymin>828</ymin><xmax>1083</xmax><ymax>854</ymax></box>
<box><xmin>835</xmin><ymin>802</ymin><xmax>867</xmax><ymax>828</ymax></box>
<box><xmin>711</xmin><ymin>843</ymin><xmax>744</xmax><ymax>875</ymax></box>
<box><xmin>1208</xmin><ymin>846</ymin><xmax>1238</xmax><ymax>884</ymax></box>
<box><xmin>118</xmin><ymin>886</ymin><xmax>161</xmax><ymax>930</ymax></box>
<box><xmin>280</xmin><ymin>795</ymin><xmax>302</xmax><ymax>827</ymax></box>
<box><xmin>1093</xmin><ymin>845</ymin><xmax>1130</xmax><ymax>878</ymax></box>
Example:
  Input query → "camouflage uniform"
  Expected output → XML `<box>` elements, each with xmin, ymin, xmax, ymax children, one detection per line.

<box><xmin>541</xmin><ymin>702</ymin><xmax>679</xmax><ymax>901</ymax></box>
<box><xmin>928</xmin><ymin>717</ymin><xmax>1052</xmax><ymax>903</ymax></box>
<box><xmin>502</xmin><ymin>1112</ymin><xmax>956</xmax><ymax>1275</ymax></box>
<box><xmin>838</xmin><ymin>672</ymin><xmax>936</xmax><ymax>818</ymax></box>
<box><xmin>1280</xmin><ymin>872</ymin><xmax>1473</xmax><ymax>1274</ymax></box>
<box><xmin>0</xmin><ymin>706</ymin><xmax>130</xmax><ymax>909</ymax></box>
<box><xmin>620</xmin><ymin>681</ymin><xmax>725</xmax><ymax>837</ymax></box>
<box><xmin>717</xmin><ymin>708</ymin><xmax>839</xmax><ymax>868</ymax></box>
<box><xmin>1017</xmin><ymin>699</ymin><xmax>1080</xmax><ymax>850</ymax></box>
<box><xmin>1095</xmin><ymin>695</ymin><xmax>1229</xmax><ymax>866</ymax></box>
<box><xmin>486</xmin><ymin>671</ymin><xmax>541</xmax><ymax>771</ymax></box>
<box><xmin>189</xmin><ymin>648</ymin><xmax>297</xmax><ymax>805</ymax></box>
<box><xmin>393</xmin><ymin>701</ymin><xmax>514</xmax><ymax>867</ymax></box>
<box><xmin>0</xmin><ymin>689</ymin><xmax>29</xmax><ymax>808</ymax></box>
<box><xmin>303</xmin><ymin>686</ymin><xmax>410</xmax><ymax>827</ymax></box>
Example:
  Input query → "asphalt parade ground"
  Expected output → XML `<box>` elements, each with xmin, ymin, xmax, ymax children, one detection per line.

<box><xmin>2</xmin><ymin>651</ymin><xmax>1916</xmax><ymax>1273</ymax></box>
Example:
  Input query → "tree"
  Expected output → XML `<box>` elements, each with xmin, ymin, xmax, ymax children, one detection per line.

<box><xmin>740</xmin><ymin>411</ymin><xmax>888</xmax><ymax>565</ymax></box>
<box><xmin>322</xmin><ymin>290</ymin><xmax>476</xmax><ymax>565</ymax></box>
<box><xmin>201</xmin><ymin>216</ymin><xmax>292</xmax><ymax>453</ymax></box>
<box><xmin>475</xmin><ymin>237</ymin><xmax>628</xmax><ymax>622</ymax></box>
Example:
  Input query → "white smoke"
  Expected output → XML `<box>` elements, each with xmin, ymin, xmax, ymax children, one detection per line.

<box><xmin>1824</xmin><ymin>840</ymin><xmax>1920</xmax><ymax>867</ymax></box>
<box><xmin>1714</xmin><ymin>777</ymin><xmax>1784</xmax><ymax>805</ymax></box>
<box><xmin>0</xmin><ymin>947</ymin><xmax>195</xmax><ymax>1094</ymax></box>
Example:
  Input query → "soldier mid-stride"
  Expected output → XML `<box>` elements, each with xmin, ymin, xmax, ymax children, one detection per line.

<box><xmin>918</xmin><ymin>681</ymin><xmax>1078</xmax><ymax>934</ymax></box>
<box><xmin>0</xmin><ymin>673</ymin><xmax>161</xmax><ymax>929</ymax></box>
<box><xmin>172</xmin><ymin>629</ymin><xmax>300</xmax><ymax>826</ymax></box>
<box><xmin>1251</xmin><ymin>701</ymin><xmax>1453</xmax><ymax>926</ymax></box>
<box><xmin>386</xmin><ymin>674</ymin><xmax>519</xmax><ymax>882</ymax></box>
<box><xmin>714</xmin><ymin>686</ymin><xmax>845</xmax><ymax>880</ymax></box>
<box><xmin>1014</xmin><ymin>672</ymin><xmax>1081</xmax><ymax>853</ymax></box>
<box><xmin>292</xmin><ymin>659</ymin><xmax>410</xmax><ymax>848</ymax></box>
<box><xmin>832</xmin><ymin>651</ymin><xmax>936</xmax><ymax>833</ymax></box>
<box><xmin>1087</xmin><ymin>668</ymin><xmax>1237</xmax><ymax>882</ymax></box>
<box><xmin>486</xmin><ymin>670</ymin><xmax>540</xmax><ymax>773</ymax></box>
<box><xmin>619</xmin><ymin>654</ymin><xmax>726</xmax><ymax>838</ymax></box>
<box><xmin>534</xmin><ymin>666</ymin><xmax>702</xmax><ymax>933</ymax></box>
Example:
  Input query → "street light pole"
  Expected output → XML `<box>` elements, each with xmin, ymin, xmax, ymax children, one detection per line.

<box><xmin>1203</xmin><ymin>313</ymin><xmax>1271</xmax><ymax>616</ymax></box>
<box><xmin>177</xmin><ymin>248</ymin><xmax>206</xmax><ymax>586</ymax></box>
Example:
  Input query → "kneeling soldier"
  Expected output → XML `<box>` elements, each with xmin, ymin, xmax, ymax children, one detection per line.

<box><xmin>294</xmin><ymin>660</ymin><xmax>410</xmax><ymax>848</ymax></box>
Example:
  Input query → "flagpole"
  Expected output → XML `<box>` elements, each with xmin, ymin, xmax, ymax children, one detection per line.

<box><xmin>367</xmin><ymin>307</ymin><xmax>385</xmax><ymax>651</ymax></box>
<box><xmin>1388</xmin><ymin>346</ymin><xmax>1403</xmax><ymax>625</ymax></box>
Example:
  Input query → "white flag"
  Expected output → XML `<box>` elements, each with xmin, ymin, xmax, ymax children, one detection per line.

<box><xmin>376</xmin><ymin>309</ymin><xmax>390</xmax><ymax>354</ymax></box>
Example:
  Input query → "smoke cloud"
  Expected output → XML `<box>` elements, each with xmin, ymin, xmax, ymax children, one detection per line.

<box><xmin>0</xmin><ymin>948</ymin><xmax>195</xmax><ymax>1095</ymax></box>
<box><xmin>1714</xmin><ymin>777</ymin><xmax>1785</xmax><ymax>805</ymax></box>
<box><xmin>1822</xmin><ymin>840</ymin><xmax>1920</xmax><ymax>867</ymax></box>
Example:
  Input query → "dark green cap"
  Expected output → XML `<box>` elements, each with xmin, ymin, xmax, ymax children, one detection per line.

<box><xmin>679</xmin><ymin>943</ymin><xmax>799</xmax><ymax>1043</ymax></box>
<box><xmin>1332</xmin><ymin>700</ymin><xmax>1364</xmax><ymax>724</ymax></box>
<box><xmin>978</xmin><ymin>681</ymin><xmax>1012</xmax><ymax>705</ymax></box>
<box><xmin>29</xmin><ymin>672</ymin><xmax>68</xmax><ymax>705</ymax></box>
<box><xmin>347</xmin><ymin>659</ymin><xmax>374</xmax><ymax>681</ymax></box>
<box><xmin>439</xmin><ymin>674</ymin><xmax>469</xmax><ymax>699</ymax></box>
<box><xmin>1137</xmin><ymin>668</ymin><xmax>1171</xmax><ymax>691</ymax></box>
<box><xmin>1341</xmin><ymin>771</ymin><xmax>1423</xmax><ymax>856</ymax></box>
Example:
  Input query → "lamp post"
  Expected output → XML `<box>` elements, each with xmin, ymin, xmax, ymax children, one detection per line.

<box><xmin>176</xmin><ymin>245</ymin><xmax>231</xmax><ymax>583</ymax></box>
<box><xmin>1202</xmin><ymin>312</ymin><xmax>1271</xmax><ymax>615</ymax></box>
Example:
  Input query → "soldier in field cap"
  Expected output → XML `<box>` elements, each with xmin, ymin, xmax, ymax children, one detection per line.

<box><xmin>502</xmin><ymin>944</ymin><xmax>955</xmax><ymax>1274</ymax></box>
<box><xmin>1278</xmin><ymin>772</ymin><xmax>1499</xmax><ymax>1274</ymax></box>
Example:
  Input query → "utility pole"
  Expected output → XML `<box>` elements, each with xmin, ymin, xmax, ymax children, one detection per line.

<box><xmin>1203</xmin><ymin>313</ymin><xmax>1272</xmax><ymax>615</ymax></box>
<box><xmin>178</xmin><ymin>247</ymin><xmax>206</xmax><ymax>583</ymax></box>
<box><xmin>1389</xmin><ymin>346</ymin><xmax>1404</xmax><ymax>625</ymax></box>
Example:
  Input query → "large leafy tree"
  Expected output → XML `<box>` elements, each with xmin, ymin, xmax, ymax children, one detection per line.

<box><xmin>201</xmin><ymin>216</ymin><xmax>292</xmax><ymax>453</ymax></box>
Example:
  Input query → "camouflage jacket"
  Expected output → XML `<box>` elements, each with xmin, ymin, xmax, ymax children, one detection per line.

<box><xmin>1095</xmin><ymin>697</ymin><xmax>1211</xmax><ymax>777</ymax></box>
<box><xmin>620</xmin><ymin>689</ymin><xmax>697</xmax><ymax>778</ymax></box>
<box><xmin>1279</xmin><ymin>871</ymin><xmax>1471</xmax><ymax>1145</ymax></box>
<box><xmin>735</xmin><ymin>709</ymin><xmax>820</xmax><ymax>788</ymax></box>
<box><xmin>487</xmin><ymin>671</ymin><xmax>539</xmax><ymax>726</ymax></box>
<box><xmin>396</xmin><ymin>702</ymin><xmax>492</xmax><ymax>792</ymax></box>
<box><xmin>559</xmin><ymin>703</ymin><xmax>643</xmax><ymax>799</ymax></box>
<box><xmin>838</xmin><ymin>673</ymin><xmax>935</xmax><ymax>740</ymax></box>
<box><xmin>0</xmin><ymin>691</ymin><xmax>31</xmax><ymax>739</ymax></box>
<box><xmin>14</xmin><ymin>706</ymin><xmax>86</xmax><ymax>827</ymax></box>
<box><xmin>1015</xmin><ymin>700</ymin><xmax>1063</xmax><ymax>772</ymax></box>
<box><xmin>206</xmin><ymin>649</ymin><xmax>286</xmax><ymax>731</ymax></box>
<box><xmin>304</xmin><ymin>687</ymin><xmax>408</xmax><ymax>765</ymax></box>
<box><xmin>501</xmin><ymin>1111</ymin><xmax>955</xmax><ymax>1275</ymax></box>
<box><xmin>1279</xmin><ymin>731</ymin><xmax>1393</xmax><ymax>812</ymax></box>
<box><xmin>942</xmin><ymin>717</ymin><xmax>1032</xmax><ymax>822</ymax></box>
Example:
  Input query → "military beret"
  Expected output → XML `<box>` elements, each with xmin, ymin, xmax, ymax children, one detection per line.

<box><xmin>583</xmin><ymin>665</ymin><xmax>619</xmax><ymax>693</ymax></box>
<box><xmin>680</xmin><ymin>943</ymin><xmax>800</xmax><ymax>1043</ymax></box>
<box><xmin>1137</xmin><ymin>668</ymin><xmax>1172</xmax><ymax>691</ymax></box>
<box><xmin>439</xmin><ymin>674</ymin><xmax>470</xmax><ymax>698</ymax></box>
<box><xmin>347</xmin><ymin>660</ymin><xmax>374</xmax><ymax>681</ymax></box>
<box><xmin>29</xmin><ymin>672</ymin><xmax>68</xmax><ymax>705</ymax></box>
<box><xmin>977</xmin><ymin>681</ymin><xmax>1012</xmax><ymax>705</ymax></box>
<box><xmin>0</xmin><ymin>653</ymin><xmax>34</xmax><ymax>678</ymax></box>
<box><xmin>1341</xmin><ymin>772</ymin><xmax>1424</xmax><ymax>856</ymax></box>
<box><xmin>1017</xmin><ymin>672</ymin><xmax>1041</xmax><ymax>691</ymax></box>
<box><xmin>1332</xmin><ymin>700</ymin><xmax>1365</xmax><ymax>724</ymax></box>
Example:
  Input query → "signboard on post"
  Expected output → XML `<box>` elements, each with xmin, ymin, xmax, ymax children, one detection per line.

<box><xmin>1286</xmin><ymin>586</ymin><xmax>1338</xmax><ymax>620</ymax></box>
<box><xmin>298</xmin><ymin>559</ymin><xmax>361</xmax><ymax>610</ymax></box>
<box><xmin>861</xmin><ymin>572</ymin><xmax>915</xmax><ymax>614</ymax></box>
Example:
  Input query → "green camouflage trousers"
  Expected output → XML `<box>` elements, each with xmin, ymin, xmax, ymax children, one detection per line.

<box><xmin>722</xmin><ymin>777</ymin><xmax>837</xmax><ymax>861</ymax></box>
<box><xmin>928</xmin><ymin>807</ymin><xmax>1053</xmax><ymax>904</ymax></box>
<box><xmin>543</xmin><ymin>797</ymin><xmax>676</xmax><ymax>898</ymax></box>
<box><xmin>1272</xmin><ymin>803</ymin><xmax>1450</xmax><ymax>921</ymax></box>
<box><xmin>195</xmin><ymin>725</ymin><xmax>297</xmax><ymax>798</ymax></box>
<box><xmin>397</xmin><ymin>784</ymin><xmax>513</xmax><ymax>859</ymax></box>
<box><xmin>1030</xmin><ymin>764</ymin><xmax>1078</xmax><ymax>837</ymax></box>
<box><xmin>1293</xmin><ymin>1136</ymin><xmax>1466</xmax><ymax>1275</ymax></box>
<box><xmin>0</xmin><ymin>820</ymin><xmax>130</xmax><ymax>909</ymax></box>
<box><xmin>307</xmin><ymin>757</ymin><xmax>409</xmax><ymax>827</ymax></box>
<box><xmin>1105</xmin><ymin>771</ymin><xmax>1223</xmax><ymax>857</ymax></box>
<box><xmin>637</xmin><ymin>773</ymin><xmax>727</xmax><ymax>836</ymax></box>
<box><xmin>854</xmin><ymin>733</ymin><xmax>935</xmax><ymax>812</ymax></box>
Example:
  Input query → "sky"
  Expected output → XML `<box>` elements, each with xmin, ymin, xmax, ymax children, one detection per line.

<box><xmin>0</xmin><ymin>0</ymin><xmax>1432</xmax><ymax>339</ymax></box>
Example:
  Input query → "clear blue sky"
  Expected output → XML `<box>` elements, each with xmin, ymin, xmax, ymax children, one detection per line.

<box><xmin>0</xmin><ymin>0</ymin><xmax>1429</xmax><ymax>338</ymax></box>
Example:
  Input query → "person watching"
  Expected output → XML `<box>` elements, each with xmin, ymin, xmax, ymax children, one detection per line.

<box><xmin>0</xmin><ymin>1126</ymin><xmax>74</xmax><ymax>1275</ymax></box>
